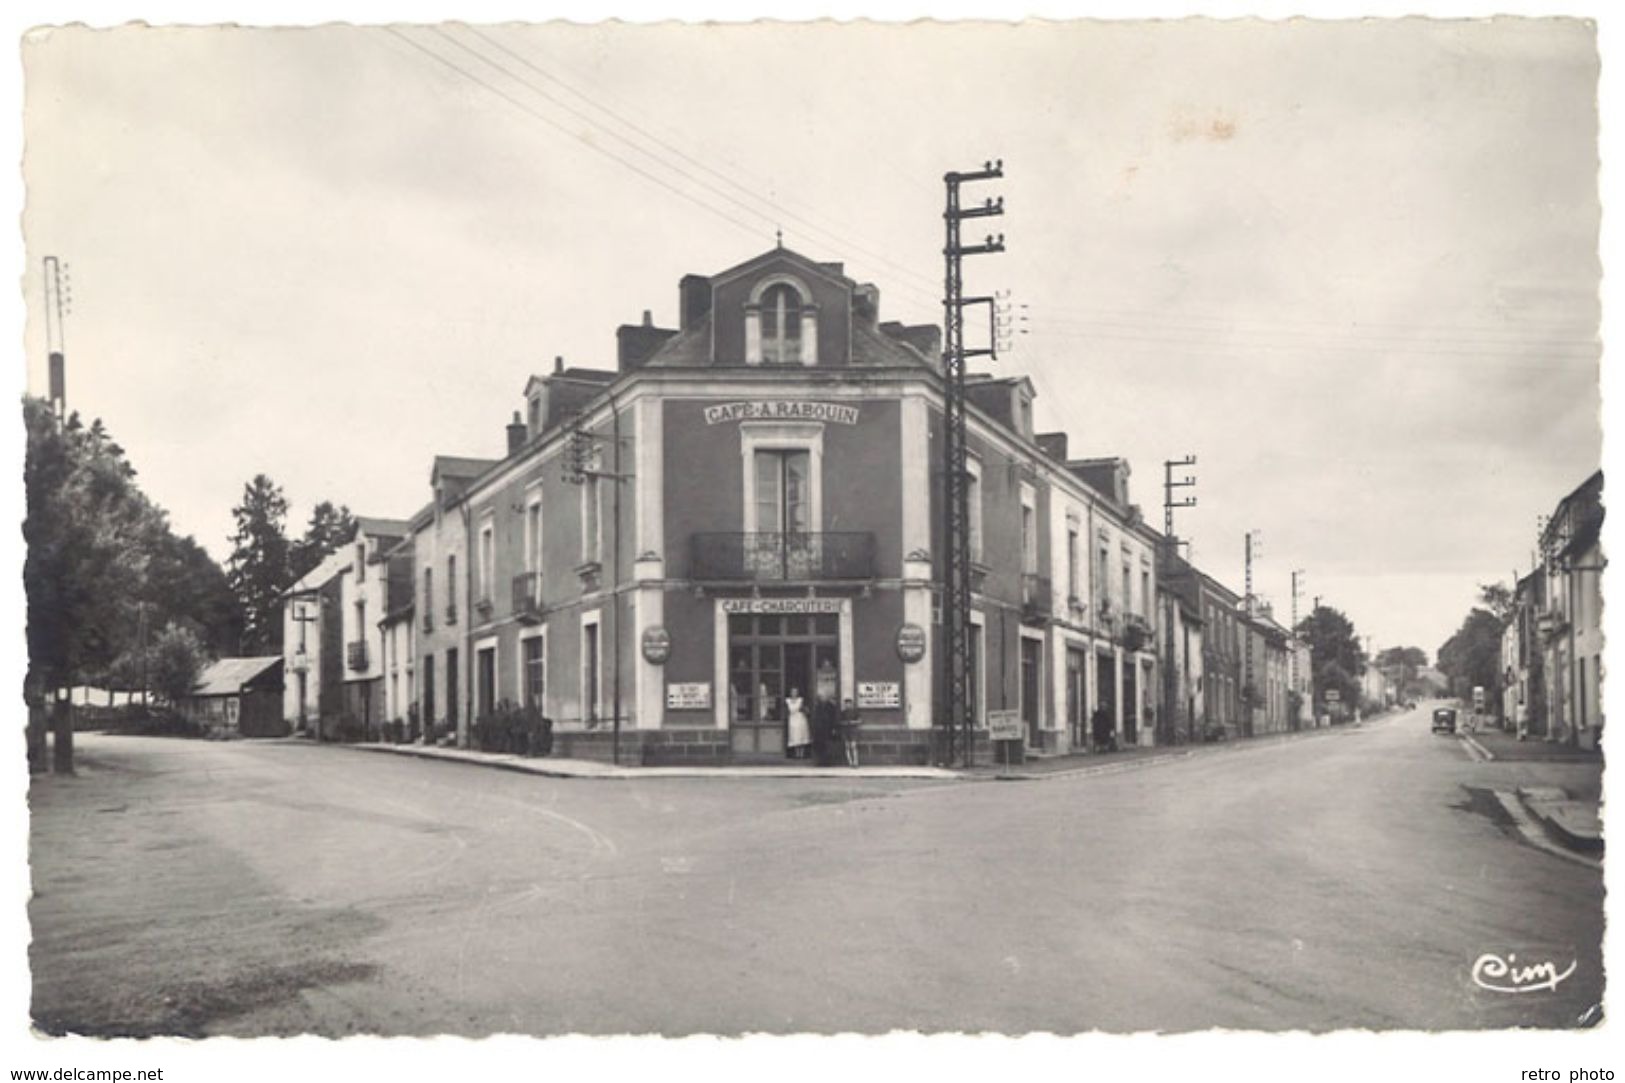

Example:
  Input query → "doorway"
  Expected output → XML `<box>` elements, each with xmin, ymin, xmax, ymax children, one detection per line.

<box><xmin>1066</xmin><ymin>647</ymin><xmax>1086</xmax><ymax>749</ymax></box>
<box><xmin>445</xmin><ymin>647</ymin><xmax>459</xmax><ymax>731</ymax></box>
<box><xmin>1122</xmin><ymin>658</ymin><xmax>1138</xmax><ymax>745</ymax></box>
<box><xmin>1020</xmin><ymin>637</ymin><xmax>1042</xmax><ymax>748</ymax></box>
<box><xmin>727</xmin><ymin>612</ymin><xmax>838</xmax><ymax>760</ymax></box>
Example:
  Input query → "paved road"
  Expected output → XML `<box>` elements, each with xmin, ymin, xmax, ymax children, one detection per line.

<box><xmin>29</xmin><ymin>708</ymin><xmax>1603</xmax><ymax>1036</ymax></box>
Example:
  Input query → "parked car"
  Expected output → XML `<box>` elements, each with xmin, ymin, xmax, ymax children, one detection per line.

<box><xmin>1432</xmin><ymin>707</ymin><xmax>1458</xmax><ymax>734</ymax></box>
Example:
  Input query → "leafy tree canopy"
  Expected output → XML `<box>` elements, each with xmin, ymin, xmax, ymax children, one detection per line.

<box><xmin>1295</xmin><ymin>604</ymin><xmax>1365</xmax><ymax>708</ymax></box>
<box><xmin>227</xmin><ymin>474</ymin><xmax>292</xmax><ymax>654</ymax></box>
<box><xmin>148</xmin><ymin>622</ymin><xmax>210</xmax><ymax>705</ymax></box>
<box><xmin>1437</xmin><ymin>608</ymin><xmax>1505</xmax><ymax>699</ymax></box>
<box><xmin>24</xmin><ymin>398</ymin><xmax>247</xmax><ymax>694</ymax></box>
<box><xmin>290</xmin><ymin>500</ymin><xmax>358</xmax><ymax>582</ymax></box>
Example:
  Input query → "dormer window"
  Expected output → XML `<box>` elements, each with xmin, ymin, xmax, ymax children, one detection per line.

<box><xmin>745</xmin><ymin>276</ymin><xmax>818</xmax><ymax>365</ymax></box>
<box><xmin>761</xmin><ymin>284</ymin><xmax>802</xmax><ymax>363</ymax></box>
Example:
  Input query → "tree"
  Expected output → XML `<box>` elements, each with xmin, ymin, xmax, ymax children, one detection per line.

<box><xmin>1478</xmin><ymin>582</ymin><xmax>1514</xmax><ymax>623</ymax></box>
<box><xmin>148</xmin><ymin>622</ymin><xmax>210</xmax><ymax>706</ymax></box>
<box><xmin>1375</xmin><ymin>646</ymin><xmax>1429</xmax><ymax>699</ymax></box>
<box><xmin>289</xmin><ymin>500</ymin><xmax>357</xmax><ymax>581</ymax></box>
<box><xmin>144</xmin><ymin>532</ymin><xmax>244</xmax><ymax>657</ymax></box>
<box><xmin>1437</xmin><ymin>609</ymin><xmax>1505</xmax><ymax>704</ymax></box>
<box><xmin>1295</xmin><ymin>605</ymin><xmax>1365</xmax><ymax>713</ymax></box>
<box><xmin>227</xmin><ymin>475</ymin><xmax>292</xmax><ymax>654</ymax></box>
<box><xmin>24</xmin><ymin>400</ymin><xmax>162</xmax><ymax>771</ymax></box>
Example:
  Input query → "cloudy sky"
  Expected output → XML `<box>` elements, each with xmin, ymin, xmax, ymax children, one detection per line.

<box><xmin>18</xmin><ymin>15</ymin><xmax>1603</xmax><ymax>656</ymax></box>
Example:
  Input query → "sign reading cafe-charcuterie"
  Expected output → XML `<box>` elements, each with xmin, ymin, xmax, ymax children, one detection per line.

<box><xmin>704</xmin><ymin>401</ymin><xmax>860</xmax><ymax>425</ymax></box>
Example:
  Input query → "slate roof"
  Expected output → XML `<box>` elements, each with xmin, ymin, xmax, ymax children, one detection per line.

<box><xmin>191</xmin><ymin>656</ymin><xmax>282</xmax><ymax>698</ymax></box>
<box><xmin>643</xmin><ymin>310</ymin><xmax>938</xmax><ymax>370</ymax></box>
<box><xmin>355</xmin><ymin>516</ymin><xmax>413</xmax><ymax>539</ymax></box>
<box><xmin>433</xmin><ymin>455</ymin><xmax>499</xmax><ymax>479</ymax></box>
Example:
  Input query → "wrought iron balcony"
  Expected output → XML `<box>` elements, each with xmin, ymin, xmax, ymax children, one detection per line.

<box><xmin>1020</xmin><ymin>572</ymin><xmax>1052</xmax><ymax>622</ymax></box>
<box><xmin>421</xmin><ymin>611</ymin><xmax>434</xmax><ymax>635</ymax></box>
<box><xmin>691</xmin><ymin>531</ymin><xmax>876</xmax><ymax>582</ymax></box>
<box><xmin>445</xmin><ymin>601</ymin><xmax>458</xmax><ymax>626</ymax></box>
<box><xmin>346</xmin><ymin>639</ymin><xmax>370</xmax><ymax>672</ymax></box>
<box><xmin>512</xmin><ymin>572</ymin><xmax>543</xmax><ymax>623</ymax></box>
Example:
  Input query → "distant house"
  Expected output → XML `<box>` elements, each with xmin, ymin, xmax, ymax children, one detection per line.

<box><xmin>178</xmin><ymin>657</ymin><xmax>285</xmax><ymax>737</ymax></box>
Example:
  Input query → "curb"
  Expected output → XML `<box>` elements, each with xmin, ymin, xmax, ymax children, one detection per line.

<box><xmin>295</xmin><ymin>722</ymin><xmax>1351</xmax><ymax>785</ymax></box>
<box><xmin>337</xmin><ymin>741</ymin><xmax>961</xmax><ymax>781</ymax></box>
<box><xmin>973</xmin><ymin>724</ymin><xmax>1348</xmax><ymax>782</ymax></box>
<box><xmin>984</xmin><ymin>750</ymin><xmax>1194</xmax><ymax>782</ymax></box>
<box><xmin>347</xmin><ymin>742</ymin><xmax>625</xmax><ymax>780</ymax></box>
<box><xmin>1516</xmin><ymin>789</ymin><xmax>1605</xmax><ymax>856</ymax></box>
<box><xmin>1460</xmin><ymin>732</ymin><xmax>1495</xmax><ymax>762</ymax></box>
<box><xmin>1492</xmin><ymin>790</ymin><xmax>1603</xmax><ymax>870</ymax></box>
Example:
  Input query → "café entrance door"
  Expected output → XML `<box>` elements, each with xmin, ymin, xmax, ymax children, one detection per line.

<box><xmin>727</xmin><ymin>612</ymin><xmax>839</xmax><ymax>761</ymax></box>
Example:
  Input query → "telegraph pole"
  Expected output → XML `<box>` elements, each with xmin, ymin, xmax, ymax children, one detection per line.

<box><xmin>1242</xmin><ymin>529</ymin><xmax>1261</xmax><ymax>731</ymax></box>
<box><xmin>563</xmin><ymin>396</ymin><xmax>633</xmax><ymax>764</ymax></box>
<box><xmin>1290</xmin><ymin>568</ymin><xmax>1305</xmax><ymax>708</ymax></box>
<box><xmin>1243</xmin><ymin>529</ymin><xmax>1261</xmax><ymax>614</ymax></box>
<box><xmin>1162</xmin><ymin>455</ymin><xmax>1198</xmax><ymax>540</ymax></box>
<box><xmin>44</xmin><ymin>256</ymin><xmax>69</xmax><ymax>421</ymax></box>
<box><xmin>940</xmin><ymin>160</ymin><xmax>1005</xmax><ymax>768</ymax></box>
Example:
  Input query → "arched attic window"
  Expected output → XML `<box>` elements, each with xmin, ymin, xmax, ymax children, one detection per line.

<box><xmin>745</xmin><ymin>276</ymin><xmax>818</xmax><ymax>365</ymax></box>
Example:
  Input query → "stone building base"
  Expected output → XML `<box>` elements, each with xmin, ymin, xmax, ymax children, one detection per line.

<box><xmin>549</xmin><ymin>725</ymin><xmax>940</xmax><ymax>767</ymax></box>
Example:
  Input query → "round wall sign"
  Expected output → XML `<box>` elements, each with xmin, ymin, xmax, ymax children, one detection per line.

<box><xmin>641</xmin><ymin>626</ymin><xmax>672</xmax><ymax>665</ymax></box>
<box><xmin>896</xmin><ymin>622</ymin><xmax>928</xmax><ymax>664</ymax></box>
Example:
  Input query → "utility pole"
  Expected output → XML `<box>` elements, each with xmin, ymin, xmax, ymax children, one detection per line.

<box><xmin>563</xmin><ymin>394</ymin><xmax>633</xmax><ymax>764</ymax></box>
<box><xmin>44</xmin><ymin>256</ymin><xmax>69</xmax><ymax>422</ymax></box>
<box><xmin>1162</xmin><ymin>455</ymin><xmax>1198</xmax><ymax>540</ymax></box>
<box><xmin>137</xmin><ymin>601</ymin><xmax>149</xmax><ymax>709</ymax></box>
<box><xmin>43</xmin><ymin>255</ymin><xmax>75</xmax><ymax>772</ymax></box>
<box><xmin>1290</xmin><ymin>568</ymin><xmax>1304</xmax><ymax>706</ymax></box>
<box><xmin>940</xmin><ymin>159</ymin><xmax>1005</xmax><ymax>768</ymax></box>
<box><xmin>1243</xmin><ymin>529</ymin><xmax>1261</xmax><ymax>615</ymax></box>
<box><xmin>1242</xmin><ymin>529</ymin><xmax>1261</xmax><ymax>732</ymax></box>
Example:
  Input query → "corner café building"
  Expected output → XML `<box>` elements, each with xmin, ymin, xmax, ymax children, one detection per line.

<box><xmin>442</xmin><ymin>244</ymin><xmax>1152</xmax><ymax>765</ymax></box>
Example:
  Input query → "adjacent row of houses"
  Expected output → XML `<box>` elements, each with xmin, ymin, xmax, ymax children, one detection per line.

<box><xmin>279</xmin><ymin>244</ymin><xmax>1316</xmax><ymax>765</ymax></box>
<box><xmin>1500</xmin><ymin>470</ymin><xmax>1604</xmax><ymax>750</ymax></box>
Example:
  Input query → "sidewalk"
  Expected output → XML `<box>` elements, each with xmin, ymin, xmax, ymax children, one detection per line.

<box><xmin>1459</xmin><ymin>727</ymin><xmax>1603</xmax><ymax>858</ymax></box>
<box><xmin>1517</xmin><ymin>785</ymin><xmax>1603</xmax><ymax>855</ymax></box>
<box><xmin>966</xmin><ymin>721</ymin><xmax>1354</xmax><ymax>781</ymax></box>
<box><xmin>337</xmin><ymin>740</ymin><xmax>961</xmax><ymax>780</ymax></box>
<box><xmin>1466</xmin><ymin>723</ymin><xmax>1604</xmax><ymax>765</ymax></box>
<box><xmin>304</xmin><ymin>721</ymin><xmax>1357</xmax><ymax>785</ymax></box>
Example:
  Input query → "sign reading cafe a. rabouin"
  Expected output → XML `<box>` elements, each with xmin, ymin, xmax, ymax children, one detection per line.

<box><xmin>704</xmin><ymin>401</ymin><xmax>860</xmax><ymax>425</ymax></box>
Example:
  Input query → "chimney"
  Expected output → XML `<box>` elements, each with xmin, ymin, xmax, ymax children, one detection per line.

<box><xmin>1036</xmin><ymin>432</ymin><xmax>1069</xmax><ymax>461</ymax></box>
<box><xmin>506</xmin><ymin>410</ymin><xmax>526</xmax><ymax>455</ymax></box>
<box><xmin>881</xmin><ymin>321</ymin><xmax>943</xmax><ymax>364</ymax></box>
<box><xmin>617</xmin><ymin>316</ymin><xmax>678</xmax><ymax>372</ymax></box>
<box><xmin>553</xmin><ymin>355</ymin><xmax>564</xmax><ymax>374</ymax></box>
<box><xmin>679</xmin><ymin>274</ymin><xmax>711</xmax><ymax>332</ymax></box>
<box><xmin>853</xmin><ymin>284</ymin><xmax>879</xmax><ymax>328</ymax></box>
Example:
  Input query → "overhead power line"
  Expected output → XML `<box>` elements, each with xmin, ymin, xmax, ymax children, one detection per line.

<box><xmin>383</xmin><ymin>27</ymin><xmax>767</xmax><ymax>241</ymax></box>
<box><xmin>383</xmin><ymin>26</ymin><xmax>942</xmax><ymax>311</ymax></box>
<box><xmin>462</xmin><ymin>25</ymin><xmax>948</xmax><ymax>301</ymax></box>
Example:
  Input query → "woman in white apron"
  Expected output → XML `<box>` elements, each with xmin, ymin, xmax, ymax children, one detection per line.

<box><xmin>785</xmin><ymin>688</ymin><xmax>810</xmax><ymax>758</ymax></box>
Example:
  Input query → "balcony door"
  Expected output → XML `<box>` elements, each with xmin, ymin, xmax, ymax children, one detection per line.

<box><xmin>755</xmin><ymin>449</ymin><xmax>810</xmax><ymax>535</ymax></box>
<box><xmin>752</xmin><ymin>449</ymin><xmax>811</xmax><ymax>577</ymax></box>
